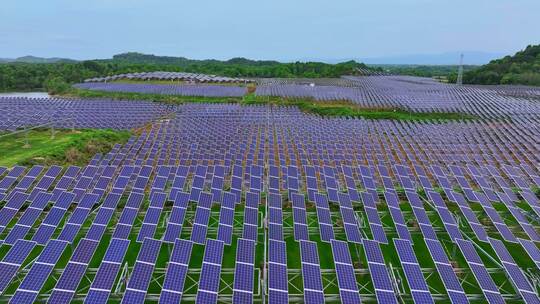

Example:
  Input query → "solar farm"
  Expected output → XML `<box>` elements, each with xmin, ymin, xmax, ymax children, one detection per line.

<box><xmin>1</xmin><ymin>74</ymin><xmax>540</xmax><ymax>304</ymax></box>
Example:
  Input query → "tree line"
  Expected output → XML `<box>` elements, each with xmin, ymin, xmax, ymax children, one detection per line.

<box><xmin>0</xmin><ymin>53</ymin><xmax>368</xmax><ymax>92</ymax></box>
<box><xmin>452</xmin><ymin>44</ymin><xmax>540</xmax><ymax>86</ymax></box>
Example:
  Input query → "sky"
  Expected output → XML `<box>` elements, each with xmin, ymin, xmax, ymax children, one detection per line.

<box><xmin>1</xmin><ymin>0</ymin><xmax>539</xmax><ymax>63</ymax></box>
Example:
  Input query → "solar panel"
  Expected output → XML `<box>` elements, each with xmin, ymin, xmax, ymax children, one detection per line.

<box><xmin>393</xmin><ymin>239</ymin><xmax>433</xmax><ymax>304</ymax></box>
<box><xmin>191</xmin><ymin>192</ymin><xmax>213</xmax><ymax>244</ymax></box>
<box><xmin>0</xmin><ymin>240</ymin><xmax>36</xmax><ymax>293</ymax></box>
<box><xmin>32</xmin><ymin>191</ymin><xmax>75</xmax><ymax>245</ymax></box>
<box><xmin>475</xmin><ymin>192</ymin><xmax>517</xmax><ymax>243</ymax></box>
<box><xmin>338</xmin><ymin>193</ymin><xmax>362</xmax><ymax>244</ymax></box>
<box><xmin>10</xmin><ymin>240</ymin><xmax>68</xmax><ymax>304</ymax></box>
<box><xmin>448</xmin><ymin>191</ymin><xmax>489</xmax><ymax>242</ymax></box>
<box><xmin>242</xmin><ymin>192</ymin><xmax>259</xmax><ymax>241</ymax></box>
<box><xmin>487</xmin><ymin>237</ymin><xmax>539</xmax><ymax>303</ymax></box>
<box><xmin>360</xmin><ymin>192</ymin><xmax>388</xmax><ymax>244</ymax></box>
<box><xmin>233</xmin><ymin>239</ymin><xmax>256</xmax><ymax>303</ymax></box>
<box><xmin>424</xmin><ymin>239</ymin><xmax>469</xmax><ymax>304</ymax></box>
<box><xmin>497</xmin><ymin>192</ymin><xmax>540</xmax><ymax>242</ymax></box>
<box><xmin>299</xmin><ymin>240</ymin><xmax>325</xmax><ymax>303</ymax></box>
<box><xmin>426</xmin><ymin>191</ymin><xmax>462</xmax><ymax>241</ymax></box>
<box><xmin>216</xmin><ymin>192</ymin><xmax>236</xmax><ymax>245</ymax></box>
<box><xmin>121</xmin><ymin>238</ymin><xmax>162</xmax><ymax>304</ymax></box>
<box><xmin>313</xmin><ymin>193</ymin><xmax>335</xmax><ymax>242</ymax></box>
<box><xmin>58</xmin><ymin>193</ymin><xmax>99</xmax><ymax>243</ymax></box>
<box><xmin>363</xmin><ymin>240</ymin><xmax>397</xmax><ymax>304</ymax></box>
<box><xmin>49</xmin><ymin>238</ymin><xmax>100</xmax><ymax>304</ymax></box>
<box><xmin>383</xmin><ymin>191</ymin><xmax>412</xmax><ymax>241</ymax></box>
<box><xmin>269</xmin><ymin>240</ymin><xmax>289</xmax><ymax>304</ymax></box>
<box><xmin>4</xmin><ymin>191</ymin><xmax>52</xmax><ymax>244</ymax></box>
<box><xmin>113</xmin><ymin>192</ymin><xmax>144</xmax><ymax>239</ymax></box>
<box><xmin>268</xmin><ymin>193</ymin><xmax>284</xmax><ymax>241</ymax></box>
<box><xmin>160</xmin><ymin>239</ymin><xmax>193</xmax><ymax>303</ymax></box>
<box><xmin>291</xmin><ymin>193</ymin><xmax>309</xmax><ymax>241</ymax></box>
<box><xmin>163</xmin><ymin>191</ymin><xmax>189</xmax><ymax>243</ymax></box>
<box><xmin>455</xmin><ymin>239</ymin><xmax>504</xmax><ymax>304</ymax></box>
<box><xmin>137</xmin><ymin>191</ymin><xmax>167</xmax><ymax>242</ymax></box>
<box><xmin>196</xmin><ymin>239</ymin><xmax>225</xmax><ymax>304</ymax></box>
<box><xmin>85</xmin><ymin>238</ymin><xmax>130</xmax><ymax>304</ymax></box>
<box><xmin>0</xmin><ymin>191</ymin><xmax>30</xmax><ymax>234</ymax></box>
<box><xmin>518</xmin><ymin>238</ymin><xmax>540</xmax><ymax>271</ymax></box>
<box><xmin>330</xmin><ymin>240</ymin><xmax>362</xmax><ymax>303</ymax></box>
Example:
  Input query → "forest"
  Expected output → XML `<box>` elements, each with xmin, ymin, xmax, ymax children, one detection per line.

<box><xmin>0</xmin><ymin>53</ymin><xmax>369</xmax><ymax>92</ymax></box>
<box><xmin>457</xmin><ymin>44</ymin><xmax>540</xmax><ymax>86</ymax></box>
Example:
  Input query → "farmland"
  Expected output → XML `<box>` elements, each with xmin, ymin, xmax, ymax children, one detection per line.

<box><xmin>0</xmin><ymin>73</ymin><xmax>540</xmax><ymax>304</ymax></box>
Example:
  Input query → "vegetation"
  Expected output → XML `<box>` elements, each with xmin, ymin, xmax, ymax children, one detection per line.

<box><xmin>456</xmin><ymin>44</ymin><xmax>540</xmax><ymax>86</ymax></box>
<box><xmin>0</xmin><ymin>52</ymin><xmax>370</xmax><ymax>92</ymax></box>
<box><xmin>0</xmin><ymin>128</ymin><xmax>131</xmax><ymax>167</ymax></box>
<box><xmin>371</xmin><ymin>64</ymin><xmax>478</xmax><ymax>80</ymax></box>
<box><xmin>44</xmin><ymin>76</ymin><xmax>71</xmax><ymax>95</ymax></box>
<box><xmin>67</xmin><ymin>87</ymin><xmax>475</xmax><ymax>121</ymax></box>
<box><xmin>246</xmin><ymin>95</ymin><xmax>474</xmax><ymax>121</ymax></box>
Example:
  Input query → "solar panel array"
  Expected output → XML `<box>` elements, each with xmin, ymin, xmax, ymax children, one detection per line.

<box><xmin>1</xmin><ymin>75</ymin><xmax>540</xmax><ymax>302</ymax></box>
<box><xmin>257</xmin><ymin>75</ymin><xmax>540</xmax><ymax>117</ymax></box>
<box><xmin>84</xmin><ymin>71</ymin><xmax>253</xmax><ymax>83</ymax></box>
<box><xmin>0</xmin><ymin>97</ymin><xmax>172</xmax><ymax>131</ymax></box>
<box><xmin>75</xmin><ymin>82</ymin><xmax>249</xmax><ymax>97</ymax></box>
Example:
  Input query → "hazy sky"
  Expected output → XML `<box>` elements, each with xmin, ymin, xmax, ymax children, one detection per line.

<box><xmin>1</xmin><ymin>0</ymin><xmax>539</xmax><ymax>61</ymax></box>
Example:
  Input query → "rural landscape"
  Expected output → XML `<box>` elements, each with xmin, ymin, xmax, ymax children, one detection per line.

<box><xmin>1</xmin><ymin>1</ymin><xmax>540</xmax><ymax>303</ymax></box>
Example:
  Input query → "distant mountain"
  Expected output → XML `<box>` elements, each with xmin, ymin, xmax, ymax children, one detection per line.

<box><xmin>462</xmin><ymin>44</ymin><xmax>540</xmax><ymax>86</ymax></box>
<box><xmin>357</xmin><ymin>51</ymin><xmax>505</xmax><ymax>65</ymax></box>
<box><xmin>0</xmin><ymin>56</ymin><xmax>76</xmax><ymax>63</ymax></box>
<box><xmin>109</xmin><ymin>52</ymin><xmax>284</xmax><ymax>66</ymax></box>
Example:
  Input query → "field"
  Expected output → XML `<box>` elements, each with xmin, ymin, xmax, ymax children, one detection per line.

<box><xmin>0</xmin><ymin>74</ymin><xmax>540</xmax><ymax>303</ymax></box>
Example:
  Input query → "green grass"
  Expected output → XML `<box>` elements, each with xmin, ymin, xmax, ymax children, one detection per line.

<box><xmin>67</xmin><ymin>88</ymin><xmax>243</xmax><ymax>104</ymax></box>
<box><xmin>65</xmin><ymin>88</ymin><xmax>478</xmax><ymax>121</ymax></box>
<box><xmin>0</xmin><ymin>128</ymin><xmax>131</xmax><ymax>167</ymax></box>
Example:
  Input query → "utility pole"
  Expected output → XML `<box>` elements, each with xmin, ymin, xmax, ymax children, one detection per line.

<box><xmin>456</xmin><ymin>53</ymin><xmax>464</xmax><ymax>85</ymax></box>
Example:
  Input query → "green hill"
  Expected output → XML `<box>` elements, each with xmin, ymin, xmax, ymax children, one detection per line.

<box><xmin>462</xmin><ymin>44</ymin><xmax>540</xmax><ymax>86</ymax></box>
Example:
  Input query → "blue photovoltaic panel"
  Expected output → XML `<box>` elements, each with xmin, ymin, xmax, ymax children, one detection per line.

<box><xmin>313</xmin><ymin>193</ymin><xmax>335</xmax><ymax>242</ymax></box>
<box><xmin>393</xmin><ymin>239</ymin><xmax>433</xmax><ymax>304</ymax></box>
<box><xmin>85</xmin><ymin>238</ymin><xmax>131</xmax><ymax>303</ymax></box>
<box><xmin>121</xmin><ymin>238</ymin><xmax>162</xmax><ymax>304</ymax></box>
<box><xmin>233</xmin><ymin>239</ymin><xmax>256</xmax><ymax>303</ymax></box>
<box><xmin>163</xmin><ymin>191</ymin><xmax>189</xmax><ymax>243</ymax></box>
<box><xmin>0</xmin><ymin>191</ymin><xmax>30</xmax><ymax>233</ymax></box>
<box><xmin>137</xmin><ymin>192</ymin><xmax>166</xmax><ymax>242</ymax></box>
<box><xmin>4</xmin><ymin>191</ymin><xmax>52</xmax><ymax>244</ymax></box>
<box><xmin>361</xmin><ymin>192</ymin><xmax>388</xmax><ymax>244</ymax></box>
<box><xmin>49</xmin><ymin>240</ymin><xmax>99</xmax><ymax>304</ymax></box>
<box><xmin>487</xmin><ymin>238</ymin><xmax>539</xmax><ymax>303</ymax></box>
<box><xmin>291</xmin><ymin>193</ymin><xmax>309</xmax><ymax>241</ymax></box>
<box><xmin>337</xmin><ymin>192</ymin><xmax>362</xmax><ymax>243</ymax></box>
<box><xmin>217</xmin><ymin>192</ymin><xmax>236</xmax><ymax>245</ymax></box>
<box><xmin>196</xmin><ymin>239</ymin><xmax>225</xmax><ymax>304</ymax></box>
<box><xmin>448</xmin><ymin>191</ymin><xmax>488</xmax><ymax>242</ymax></box>
<box><xmin>191</xmin><ymin>192</ymin><xmax>213</xmax><ymax>244</ymax></box>
<box><xmin>383</xmin><ymin>191</ymin><xmax>411</xmax><ymax>241</ymax></box>
<box><xmin>363</xmin><ymin>240</ymin><xmax>397</xmax><ymax>304</ymax></box>
<box><xmin>518</xmin><ymin>238</ymin><xmax>540</xmax><ymax>270</ymax></box>
<box><xmin>242</xmin><ymin>202</ymin><xmax>258</xmax><ymax>241</ymax></box>
<box><xmin>455</xmin><ymin>239</ymin><xmax>504</xmax><ymax>304</ymax></box>
<box><xmin>11</xmin><ymin>240</ymin><xmax>68</xmax><ymax>304</ymax></box>
<box><xmin>32</xmin><ymin>191</ymin><xmax>75</xmax><ymax>245</ymax></box>
<box><xmin>424</xmin><ymin>239</ymin><xmax>469</xmax><ymax>304</ymax></box>
<box><xmin>330</xmin><ymin>240</ymin><xmax>361</xmax><ymax>303</ymax></box>
<box><xmin>0</xmin><ymin>240</ymin><xmax>36</xmax><ymax>293</ymax></box>
<box><xmin>475</xmin><ymin>193</ymin><xmax>517</xmax><ymax>243</ymax></box>
<box><xmin>299</xmin><ymin>240</ymin><xmax>325</xmax><ymax>303</ymax></box>
<box><xmin>269</xmin><ymin>240</ymin><xmax>288</xmax><ymax>304</ymax></box>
